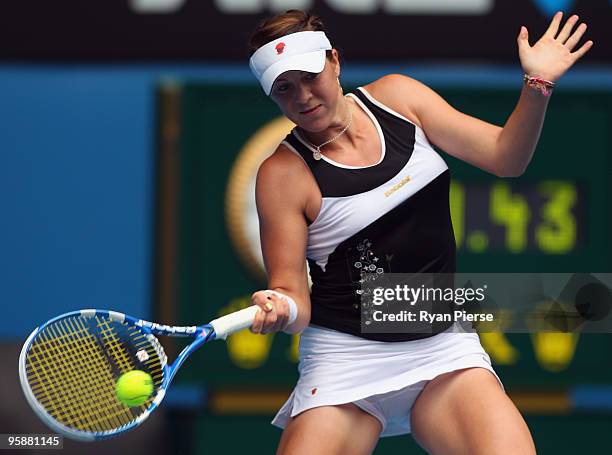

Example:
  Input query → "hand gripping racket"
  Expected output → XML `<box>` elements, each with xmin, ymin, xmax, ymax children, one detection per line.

<box><xmin>19</xmin><ymin>302</ymin><xmax>296</xmax><ymax>441</ymax></box>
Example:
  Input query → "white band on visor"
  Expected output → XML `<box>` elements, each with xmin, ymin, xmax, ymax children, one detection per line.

<box><xmin>249</xmin><ymin>31</ymin><xmax>332</xmax><ymax>95</ymax></box>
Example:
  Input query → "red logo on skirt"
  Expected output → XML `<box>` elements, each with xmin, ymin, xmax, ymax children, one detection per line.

<box><xmin>311</xmin><ymin>388</ymin><xmax>317</xmax><ymax>395</ymax></box>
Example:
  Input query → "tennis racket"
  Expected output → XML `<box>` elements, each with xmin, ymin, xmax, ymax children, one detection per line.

<box><xmin>19</xmin><ymin>303</ymin><xmax>296</xmax><ymax>441</ymax></box>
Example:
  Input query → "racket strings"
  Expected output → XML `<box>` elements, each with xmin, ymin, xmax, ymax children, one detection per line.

<box><xmin>41</xmin><ymin>321</ymin><xmax>106</xmax><ymax>424</ymax></box>
<box><xmin>65</xmin><ymin>318</ymin><xmax>142</xmax><ymax>431</ymax></box>
<box><xmin>99</xmin><ymin>321</ymin><xmax>165</xmax><ymax>386</ymax></box>
<box><xmin>50</xmin><ymin>320</ymin><xmax>133</xmax><ymax>431</ymax></box>
<box><xmin>138</xmin><ymin>335</ymin><xmax>166</xmax><ymax>386</ymax></box>
<box><xmin>28</xmin><ymin>317</ymin><xmax>137</xmax><ymax>431</ymax></box>
<box><xmin>25</xmin><ymin>315</ymin><xmax>164</xmax><ymax>433</ymax></box>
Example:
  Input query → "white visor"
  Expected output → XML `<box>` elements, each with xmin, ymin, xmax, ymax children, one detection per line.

<box><xmin>249</xmin><ymin>31</ymin><xmax>332</xmax><ymax>95</ymax></box>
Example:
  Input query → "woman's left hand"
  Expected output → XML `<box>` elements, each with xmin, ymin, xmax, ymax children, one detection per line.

<box><xmin>518</xmin><ymin>11</ymin><xmax>593</xmax><ymax>82</ymax></box>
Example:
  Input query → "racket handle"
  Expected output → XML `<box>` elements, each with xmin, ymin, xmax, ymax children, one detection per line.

<box><xmin>210</xmin><ymin>306</ymin><xmax>259</xmax><ymax>340</ymax></box>
<box><xmin>210</xmin><ymin>297</ymin><xmax>298</xmax><ymax>340</ymax></box>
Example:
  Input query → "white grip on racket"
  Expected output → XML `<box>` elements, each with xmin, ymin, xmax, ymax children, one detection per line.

<box><xmin>210</xmin><ymin>293</ymin><xmax>298</xmax><ymax>340</ymax></box>
<box><xmin>210</xmin><ymin>306</ymin><xmax>259</xmax><ymax>340</ymax></box>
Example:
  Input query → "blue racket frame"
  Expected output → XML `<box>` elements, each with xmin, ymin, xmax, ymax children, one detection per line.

<box><xmin>19</xmin><ymin>309</ymin><xmax>218</xmax><ymax>441</ymax></box>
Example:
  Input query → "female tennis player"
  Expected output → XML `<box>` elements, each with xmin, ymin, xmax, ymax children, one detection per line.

<box><xmin>247</xmin><ymin>9</ymin><xmax>592</xmax><ymax>455</ymax></box>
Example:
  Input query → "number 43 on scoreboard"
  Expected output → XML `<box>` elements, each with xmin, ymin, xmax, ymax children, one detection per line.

<box><xmin>450</xmin><ymin>180</ymin><xmax>579</xmax><ymax>254</ymax></box>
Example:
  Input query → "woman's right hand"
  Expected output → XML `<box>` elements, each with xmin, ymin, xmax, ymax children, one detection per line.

<box><xmin>249</xmin><ymin>290</ymin><xmax>293</xmax><ymax>334</ymax></box>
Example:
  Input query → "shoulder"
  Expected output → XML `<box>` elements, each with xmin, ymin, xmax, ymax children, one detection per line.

<box><xmin>361</xmin><ymin>74</ymin><xmax>437</xmax><ymax>128</ymax></box>
<box><xmin>257</xmin><ymin>141</ymin><xmax>310</xmax><ymax>184</ymax></box>
<box><xmin>256</xmin><ymin>141</ymin><xmax>315</xmax><ymax>206</ymax></box>
<box><xmin>364</xmin><ymin>73</ymin><xmax>430</xmax><ymax>99</ymax></box>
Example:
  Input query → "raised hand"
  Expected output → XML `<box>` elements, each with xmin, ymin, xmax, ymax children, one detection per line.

<box><xmin>517</xmin><ymin>11</ymin><xmax>593</xmax><ymax>82</ymax></box>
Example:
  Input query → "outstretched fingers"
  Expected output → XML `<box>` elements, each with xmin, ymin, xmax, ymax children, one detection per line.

<box><xmin>565</xmin><ymin>22</ymin><xmax>588</xmax><ymax>50</ymax></box>
<box><xmin>543</xmin><ymin>11</ymin><xmax>563</xmax><ymax>39</ymax></box>
<box><xmin>571</xmin><ymin>39</ymin><xmax>594</xmax><ymax>62</ymax></box>
<box><xmin>555</xmin><ymin>14</ymin><xmax>579</xmax><ymax>43</ymax></box>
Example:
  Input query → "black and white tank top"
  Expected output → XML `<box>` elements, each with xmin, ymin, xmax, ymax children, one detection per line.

<box><xmin>282</xmin><ymin>87</ymin><xmax>456</xmax><ymax>342</ymax></box>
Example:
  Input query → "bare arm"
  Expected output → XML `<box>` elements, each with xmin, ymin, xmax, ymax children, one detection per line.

<box><xmin>370</xmin><ymin>74</ymin><xmax>503</xmax><ymax>175</ymax></box>
<box><xmin>250</xmin><ymin>146</ymin><xmax>313</xmax><ymax>334</ymax></box>
<box><xmin>370</xmin><ymin>12</ymin><xmax>592</xmax><ymax>177</ymax></box>
<box><xmin>495</xmin><ymin>84</ymin><xmax>550</xmax><ymax>176</ymax></box>
<box><xmin>372</xmin><ymin>74</ymin><xmax>548</xmax><ymax>177</ymax></box>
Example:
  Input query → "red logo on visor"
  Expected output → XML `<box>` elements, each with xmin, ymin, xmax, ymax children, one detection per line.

<box><xmin>276</xmin><ymin>42</ymin><xmax>286</xmax><ymax>55</ymax></box>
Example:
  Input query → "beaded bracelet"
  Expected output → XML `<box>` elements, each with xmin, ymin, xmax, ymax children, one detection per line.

<box><xmin>523</xmin><ymin>74</ymin><xmax>555</xmax><ymax>97</ymax></box>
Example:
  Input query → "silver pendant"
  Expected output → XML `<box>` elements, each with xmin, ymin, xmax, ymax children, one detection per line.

<box><xmin>313</xmin><ymin>149</ymin><xmax>322</xmax><ymax>160</ymax></box>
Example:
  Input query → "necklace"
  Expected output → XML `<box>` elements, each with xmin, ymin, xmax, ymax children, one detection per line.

<box><xmin>306</xmin><ymin>101</ymin><xmax>353</xmax><ymax>161</ymax></box>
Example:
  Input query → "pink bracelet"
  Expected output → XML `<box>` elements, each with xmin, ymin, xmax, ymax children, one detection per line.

<box><xmin>523</xmin><ymin>74</ymin><xmax>555</xmax><ymax>97</ymax></box>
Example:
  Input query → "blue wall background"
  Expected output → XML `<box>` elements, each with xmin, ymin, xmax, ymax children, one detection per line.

<box><xmin>0</xmin><ymin>64</ymin><xmax>271</xmax><ymax>339</ymax></box>
<box><xmin>1</xmin><ymin>67</ymin><xmax>157</xmax><ymax>338</ymax></box>
<box><xmin>1</xmin><ymin>63</ymin><xmax>610</xmax><ymax>340</ymax></box>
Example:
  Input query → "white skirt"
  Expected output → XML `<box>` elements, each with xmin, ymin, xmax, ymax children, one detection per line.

<box><xmin>272</xmin><ymin>323</ymin><xmax>503</xmax><ymax>437</ymax></box>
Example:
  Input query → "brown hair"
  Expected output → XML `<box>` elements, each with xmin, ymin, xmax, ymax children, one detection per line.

<box><xmin>249</xmin><ymin>10</ymin><xmax>333</xmax><ymax>57</ymax></box>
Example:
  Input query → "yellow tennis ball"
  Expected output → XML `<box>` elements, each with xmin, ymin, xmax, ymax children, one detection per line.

<box><xmin>115</xmin><ymin>370</ymin><xmax>154</xmax><ymax>407</ymax></box>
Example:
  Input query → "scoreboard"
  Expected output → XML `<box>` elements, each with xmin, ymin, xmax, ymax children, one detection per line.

<box><xmin>449</xmin><ymin>180</ymin><xmax>583</xmax><ymax>255</ymax></box>
<box><xmin>154</xmin><ymin>82</ymin><xmax>612</xmax><ymax>406</ymax></box>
